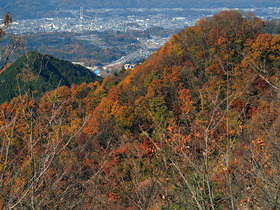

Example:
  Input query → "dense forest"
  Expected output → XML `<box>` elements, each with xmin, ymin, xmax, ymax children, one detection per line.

<box><xmin>0</xmin><ymin>51</ymin><xmax>100</xmax><ymax>104</ymax></box>
<box><xmin>1</xmin><ymin>10</ymin><xmax>280</xmax><ymax>209</ymax></box>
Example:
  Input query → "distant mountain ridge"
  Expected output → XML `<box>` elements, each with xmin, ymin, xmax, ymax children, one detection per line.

<box><xmin>0</xmin><ymin>0</ymin><xmax>279</xmax><ymax>19</ymax></box>
<box><xmin>0</xmin><ymin>51</ymin><xmax>100</xmax><ymax>104</ymax></box>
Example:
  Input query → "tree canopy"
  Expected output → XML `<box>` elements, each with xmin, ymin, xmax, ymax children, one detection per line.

<box><xmin>1</xmin><ymin>10</ymin><xmax>280</xmax><ymax>209</ymax></box>
<box><xmin>0</xmin><ymin>51</ymin><xmax>100</xmax><ymax>104</ymax></box>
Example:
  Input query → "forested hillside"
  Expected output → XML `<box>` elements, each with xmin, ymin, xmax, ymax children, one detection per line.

<box><xmin>0</xmin><ymin>51</ymin><xmax>100</xmax><ymax>104</ymax></box>
<box><xmin>1</xmin><ymin>11</ymin><xmax>280</xmax><ymax>209</ymax></box>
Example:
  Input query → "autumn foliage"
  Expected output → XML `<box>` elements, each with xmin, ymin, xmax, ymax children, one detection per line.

<box><xmin>1</xmin><ymin>11</ymin><xmax>280</xmax><ymax>209</ymax></box>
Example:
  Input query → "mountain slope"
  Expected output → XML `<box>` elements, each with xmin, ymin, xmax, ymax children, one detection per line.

<box><xmin>0</xmin><ymin>51</ymin><xmax>100</xmax><ymax>104</ymax></box>
<box><xmin>1</xmin><ymin>11</ymin><xmax>280</xmax><ymax>209</ymax></box>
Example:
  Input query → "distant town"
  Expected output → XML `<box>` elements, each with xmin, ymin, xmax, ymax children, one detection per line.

<box><xmin>5</xmin><ymin>7</ymin><xmax>280</xmax><ymax>35</ymax></box>
<box><xmin>2</xmin><ymin>7</ymin><xmax>280</xmax><ymax>76</ymax></box>
<box><xmin>6</xmin><ymin>8</ymin><xmax>197</xmax><ymax>34</ymax></box>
